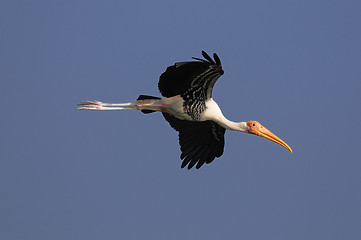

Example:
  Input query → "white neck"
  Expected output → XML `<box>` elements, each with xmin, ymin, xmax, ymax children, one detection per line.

<box><xmin>202</xmin><ymin>99</ymin><xmax>249</xmax><ymax>132</ymax></box>
<box><xmin>216</xmin><ymin>117</ymin><xmax>248</xmax><ymax>132</ymax></box>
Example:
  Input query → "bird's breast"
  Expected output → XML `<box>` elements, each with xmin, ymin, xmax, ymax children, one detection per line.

<box><xmin>200</xmin><ymin>99</ymin><xmax>224</xmax><ymax>121</ymax></box>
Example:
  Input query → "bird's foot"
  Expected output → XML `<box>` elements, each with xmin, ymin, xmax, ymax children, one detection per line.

<box><xmin>78</xmin><ymin>100</ymin><xmax>105</xmax><ymax>110</ymax></box>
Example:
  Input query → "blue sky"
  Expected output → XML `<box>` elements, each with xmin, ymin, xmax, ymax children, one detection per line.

<box><xmin>1</xmin><ymin>0</ymin><xmax>361</xmax><ymax>239</ymax></box>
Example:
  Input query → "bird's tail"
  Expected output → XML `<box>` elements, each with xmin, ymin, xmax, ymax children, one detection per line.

<box><xmin>137</xmin><ymin>95</ymin><xmax>161</xmax><ymax>114</ymax></box>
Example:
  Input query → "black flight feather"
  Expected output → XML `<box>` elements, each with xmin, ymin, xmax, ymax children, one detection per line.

<box><xmin>162</xmin><ymin>113</ymin><xmax>226</xmax><ymax>170</ymax></box>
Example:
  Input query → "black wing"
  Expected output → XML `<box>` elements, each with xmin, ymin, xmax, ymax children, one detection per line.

<box><xmin>163</xmin><ymin>113</ymin><xmax>226</xmax><ymax>170</ymax></box>
<box><xmin>158</xmin><ymin>51</ymin><xmax>224</xmax><ymax>99</ymax></box>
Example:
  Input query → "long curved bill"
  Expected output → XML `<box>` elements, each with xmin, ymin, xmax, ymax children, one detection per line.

<box><xmin>258</xmin><ymin>127</ymin><xmax>293</xmax><ymax>153</ymax></box>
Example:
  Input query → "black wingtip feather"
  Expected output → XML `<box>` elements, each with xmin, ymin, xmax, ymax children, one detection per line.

<box><xmin>191</xmin><ymin>51</ymin><xmax>221</xmax><ymax>66</ymax></box>
<box><xmin>195</xmin><ymin>147</ymin><xmax>210</xmax><ymax>169</ymax></box>
<box><xmin>186</xmin><ymin>145</ymin><xmax>203</xmax><ymax>169</ymax></box>
<box><xmin>204</xmin><ymin>149</ymin><xmax>216</xmax><ymax>165</ymax></box>
<box><xmin>201</xmin><ymin>50</ymin><xmax>215</xmax><ymax>64</ymax></box>
<box><xmin>213</xmin><ymin>53</ymin><xmax>221</xmax><ymax>66</ymax></box>
<box><xmin>187</xmin><ymin>161</ymin><xmax>198</xmax><ymax>170</ymax></box>
<box><xmin>181</xmin><ymin>155</ymin><xmax>192</xmax><ymax>169</ymax></box>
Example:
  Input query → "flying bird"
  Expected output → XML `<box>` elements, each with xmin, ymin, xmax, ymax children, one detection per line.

<box><xmin>78</xmin><ymin>51</ymin><xmax>292</xmax><ymax>169</ymax></box>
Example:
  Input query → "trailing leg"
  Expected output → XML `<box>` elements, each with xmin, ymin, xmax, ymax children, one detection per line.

<box><xmin>137</xmin><ymin>95</ymin><xmax>161</xmax><ymax>113</ymax></box>
<box><xmin>77</xmin><ymin>95</ymin><xmax>165</xmax><ymax>113</ymax></box>
<box><xmin>78</xmin><ymin>100</ymin><xmax>135</xmax><ymax>110</ymax></box>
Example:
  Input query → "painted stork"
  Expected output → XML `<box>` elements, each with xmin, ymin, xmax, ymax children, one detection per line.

<box><xmin>78</xmin><ymin>51</ymin><xmax>292</xmax><ymax>169</ymax></box>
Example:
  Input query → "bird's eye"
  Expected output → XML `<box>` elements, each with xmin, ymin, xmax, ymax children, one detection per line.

<box><xmin>253</xmin><ymin>123</ymin><xmax>256</xmax><ymax>126</ymax></box>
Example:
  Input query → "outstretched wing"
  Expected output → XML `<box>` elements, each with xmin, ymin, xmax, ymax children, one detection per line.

<box><xmin>158</xmin><ymin>51</ymin><xmax>224</xmax><ymax>99</ymax></box>
<box><xmin>162</xmin><ymin>113</ymin><xmax>226</xmax><ymax>170</ymax></box>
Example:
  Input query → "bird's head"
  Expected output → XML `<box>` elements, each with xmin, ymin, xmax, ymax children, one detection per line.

<box><xmin>246</xmin><ymin>121</ymin><xmax>293</xmax><ymax>153</ymax></box>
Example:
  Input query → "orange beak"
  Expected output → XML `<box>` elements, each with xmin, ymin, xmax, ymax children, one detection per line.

<box><xmin>247</xmin><ymin>121</ymin><xmax>293</xmax><ymax>153</ymax></box>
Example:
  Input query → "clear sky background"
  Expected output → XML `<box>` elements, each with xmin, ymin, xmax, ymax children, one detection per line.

<box><xmin>1</xmin><ymin>1</ymin><xmax>361</xmax><ymax>239</ymax></box>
